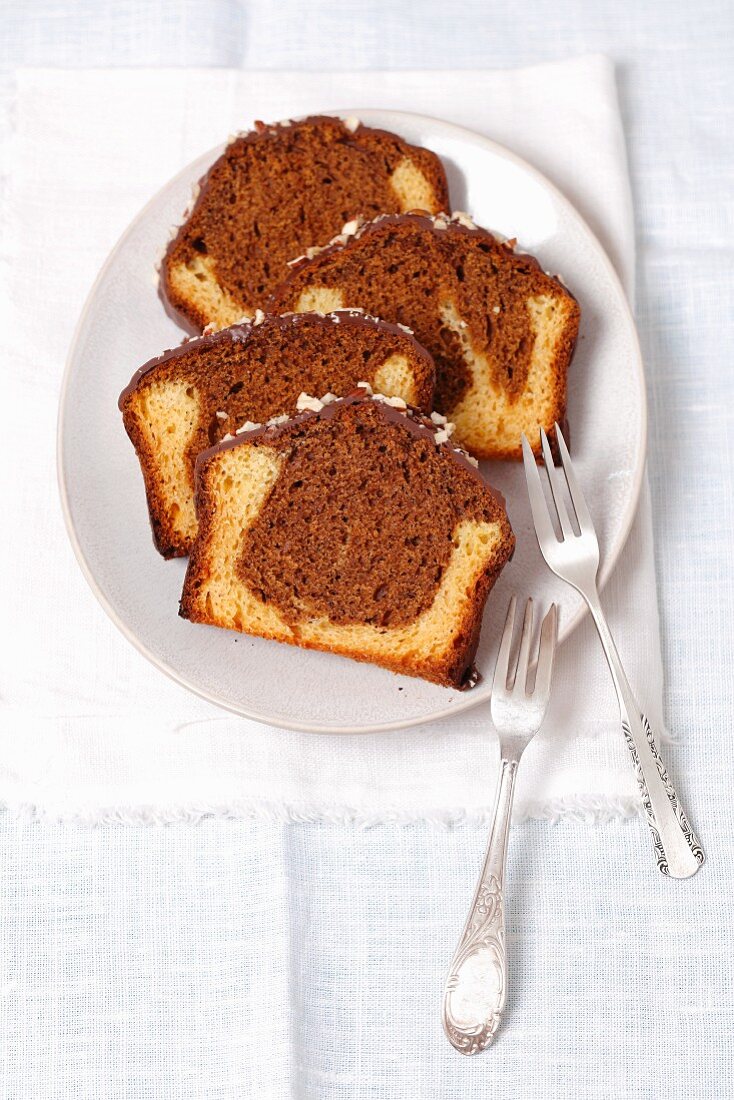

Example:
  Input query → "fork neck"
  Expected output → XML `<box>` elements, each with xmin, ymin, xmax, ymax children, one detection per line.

<box><xmin>483</xmin><ymin>757</ymin><xmax>520</xmax><ymax>883</ymax></box>
<box><xmin>499</xmin><ymin>742</ymin><xmax>524</xmax><ymax>766</ymax></box>
<box><xmin>584</xmin><ymin>589</ymin><xmax>637</xmax><ymax>716</ymax></box>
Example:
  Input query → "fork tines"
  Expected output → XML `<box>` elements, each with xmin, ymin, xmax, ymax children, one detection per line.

<box><xmin>521</xmin><ymin>423</ymin><xmax>601</xmax><ymax>589</ymax></box>
<box><xmin>522</xmin><ymin>424</ymin><xmax>596</xmax><ymax>545</ymax></box>
<box><xmin>493</xmin><ymin>595</ymin><xmax>557</xmax><ymax>701</ymax></box>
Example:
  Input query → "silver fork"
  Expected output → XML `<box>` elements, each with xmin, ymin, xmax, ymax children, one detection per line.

<box><xmin>522</xmin><ymin>425</ymin><xmax>704</xmax><ymax>879</ymax></box>
<box><xmin>442</xmin><ymin>596</ymin><xmax>557</xmax><ymax>1055</ymax></box>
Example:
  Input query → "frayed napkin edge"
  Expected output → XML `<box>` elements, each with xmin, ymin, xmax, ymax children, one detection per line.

<box><xmin>0</xmin><ymin>793</ymin><xmax>643</xmax><ymax>829</ymax></box>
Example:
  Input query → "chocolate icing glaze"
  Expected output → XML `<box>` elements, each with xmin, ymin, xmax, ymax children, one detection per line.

<box><xmin>158</xmin><ymin>115</ymin><xmax>450</xmax><ymax>331</ymax></box>
<box><xmin>459</xmin><ymin>665</ymin><xmax>482</xmax><ymax>691</ymax></box>
<box><xmin>118</xmin><ymin>309</ymin><xmax>433</xmax><ymax>410</ymax></box>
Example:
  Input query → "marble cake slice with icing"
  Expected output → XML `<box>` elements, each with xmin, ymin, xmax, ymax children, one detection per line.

<box><xmin>179</xmin><ymin>390</ymin><xmax>514</xmax><ymax>689</ymax></box>
<box><xmin>119</xmin><ymin>310</ymin><xmax>436</xmax><ymax>559</ymax></box>
<box><xmin>269</xmin><ymin>211</ymin><xmax>580</xmax><ymax>461</ymax></box>
<box><xmin>160</xmin><ymin>115</ymin><xmax>449</xmax><ymax>330</ymax></box>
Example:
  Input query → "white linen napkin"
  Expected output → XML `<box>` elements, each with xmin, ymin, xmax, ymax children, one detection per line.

<box><xmin>0</xmin><ymin>56</ymin><xmax>666</xmax><ymax>825</ymax></box>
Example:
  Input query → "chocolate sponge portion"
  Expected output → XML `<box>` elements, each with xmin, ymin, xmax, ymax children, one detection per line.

<box><xmin>161</xmin><ymin>116</ymin><xmax>449</xmax><ymax>330</ymax></box>
<box><xmin>119</xmin><ymin>311</ymin><xmax>436</xmax><ymax>559</ymax></box>
<box><xmin>180</xmin><ymin>392</ymin><xmax>514</xmax><ymax>689</ymax></box>
<box><xmin>270</xmin><ymin>212</ymin><xmax>580</xmax><ymax>461</ymax></box>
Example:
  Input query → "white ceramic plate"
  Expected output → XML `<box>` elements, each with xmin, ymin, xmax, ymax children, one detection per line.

<box><xmin>58</xmin><ymin>109</ymin><xmax>646</xmax><ymax>733</ymax></box>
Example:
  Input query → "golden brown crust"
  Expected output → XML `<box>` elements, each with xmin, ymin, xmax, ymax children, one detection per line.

<box><xmin>269</xmin><ymin>212</ymin><xmax>580</xmax><ymax>460</ymax></box>
<box><xmin>160</xmin><ymin>116</ymin><xmax>450</xmax><ymax>331</ymax></box>
<box><xmin>119</xmin><ymin>311</ymin><xmax>436</xmax><ymax>558</ymax></box>
<box><xmin>179</xmin><ymin>394</ymin><xmax>514</xmax><ymax>689</ymax></box>
<box><xmin>120</xmin><ymin>388</ymin><xmax>189</xmax><ymax>559</ymax></box>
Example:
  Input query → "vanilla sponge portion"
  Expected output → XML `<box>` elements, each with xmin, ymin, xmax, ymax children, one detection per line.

<box><xmin>437</xmin><ymin>295</ymin><xmax>577</xmax><ymax>458</ymax></box>
<box><xmin>180</xmin><ymin>394</ymin><xmax>515</xmax><ymax>689</ymax></box>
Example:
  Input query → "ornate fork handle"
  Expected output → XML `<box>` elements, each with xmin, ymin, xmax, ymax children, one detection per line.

<box><xmin>442</xmin><ymin>758</ymin><xmax>518</xmax><ymax>1055</ymax></box>
<box><xmin>587</xmin><ymin>592</ymin><xmax>704</xmax><ymax>879</ymax></box>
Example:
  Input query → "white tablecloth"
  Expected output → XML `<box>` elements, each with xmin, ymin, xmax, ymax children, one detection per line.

<box><xmin>1</xmin><ymin>3</ymin><xmax>733</xmax><ymax>1098</ymax></box>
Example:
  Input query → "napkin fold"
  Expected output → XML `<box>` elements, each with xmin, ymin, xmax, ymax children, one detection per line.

<box><xmin>0</xmin><ymin>57</ymin><xmax>666</xmax><ymax>825</ymax></box>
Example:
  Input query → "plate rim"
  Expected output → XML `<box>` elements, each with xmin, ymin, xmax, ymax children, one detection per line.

<box><xmin>57</xmin><ymin>108</ymin><xmax>647</xmax><ymax>735</ymax></box>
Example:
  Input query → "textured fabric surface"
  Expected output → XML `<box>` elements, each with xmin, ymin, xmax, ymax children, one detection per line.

<box><xmin>1</xmin><ymin>2</ymin><xmax>732</xmax><ymax>1097</ymax></box>
<box><xmin>1</xmin><ymin>817</ymin><xmax>732</xmax><ymax>1099</ymax></box>
<box><xmin>0</xmin><ymin>58</ymin><xmax>663</xmax><ymax>825</ymax></box>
